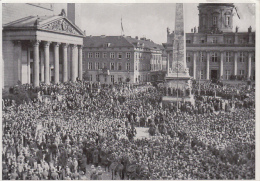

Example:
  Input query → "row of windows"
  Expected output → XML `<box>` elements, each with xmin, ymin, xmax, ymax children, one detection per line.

<box><xmin>86</xmin><ymin>52</ymin><xmax>131</xmax><ymax>59</ymax></box>
<box><xmin>186</xmin><ymin>37</ymin><xmax>251</xmax><ymax>44</ymax></box>
<box><xmin>186</xmin><ymin>52</ymin><xmax>255</xmax><ymax>63</ymax></box>
<box><xmin>198</xmin><ymin>70</ymin><xmax>246</xmax><ymax>79</ymax></box>
<box><xmin>201</xmin><ymin>15</ymin><xmax>230</xmax><ymax>26</ymax></box>
<box><xmin>88</xmin><ymin>62</ymin><xmax>131</xmax><ymax>71</ymax></box>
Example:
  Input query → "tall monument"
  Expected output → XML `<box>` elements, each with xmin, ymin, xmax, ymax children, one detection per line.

<box><xmin>162</xmin><ymin>3</ymin><xmax>194</xmax><ymax>104</ymax></box>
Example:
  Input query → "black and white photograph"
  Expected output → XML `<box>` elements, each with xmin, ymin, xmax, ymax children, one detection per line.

<box><xmin>1</xmin><ymin>0</ymin><xmax>258</xmax><ymax>180</ymax></box>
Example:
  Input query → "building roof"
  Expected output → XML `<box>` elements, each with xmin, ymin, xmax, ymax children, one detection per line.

<box><xmin>3</xmin><ymin>14</ymin><xmax>85</xmax><ymax>37</ymax></box>
<box><xmin>83</xmin><ymin>36</ymin><xmax>133</xmax><ymax>48</ymax></box>
<box><xmin>83</xmin><ymin>35</ymin><xmax>164</xmax><ymax>51</ymax></box>
<box><xmin>124</xmin><ymin>36</ymin><xmax>164</xmax><ymax>51</ymax></box>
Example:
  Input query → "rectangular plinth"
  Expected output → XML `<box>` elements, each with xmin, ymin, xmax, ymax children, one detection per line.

<box><xmin>162</xmin><ymin>95</ymin><xmax>195</xmax><ymax>105</ymax></box>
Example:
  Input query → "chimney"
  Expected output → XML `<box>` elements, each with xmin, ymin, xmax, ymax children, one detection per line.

<box><xmin>135</xmin><ymin>36</ymin><xmax>138</xmax><ymax>40</ymax></box>
<box><xmin>191</xmin><ymin>29</ymin><xmax>193</xmax><ymax>33</ymax></box>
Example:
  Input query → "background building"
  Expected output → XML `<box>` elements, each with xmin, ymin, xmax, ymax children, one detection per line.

<box><xmin>83</xmin><ymin>35</ymin><xmax>165</xmax><ymax>84</ymax></box>
<box><xmin>163</xmin><ymin>3</ymin><xmax>255</xmax><ymax>81</ymax></box>
<box><xmin>2</xmin><ymin>3</ymin><xmax>84</xmax><ymax>88</ymax></box>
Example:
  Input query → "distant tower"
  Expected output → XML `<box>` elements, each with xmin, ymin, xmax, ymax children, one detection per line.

<box><xmin>198</xmin><ymin>3</ymin><xmax>235</xmax><ymax>33</ymax></box>
<box><xmin>67</xmin><ymin>3</ymin><xmax>81</xmax><ymax>28</ymax></box>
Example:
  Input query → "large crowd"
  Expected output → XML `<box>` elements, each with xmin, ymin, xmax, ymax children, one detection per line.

<box><xmin>2</xmin><ymin>80</ymin><xmax>255</xmax><ymax>180</ymax></box>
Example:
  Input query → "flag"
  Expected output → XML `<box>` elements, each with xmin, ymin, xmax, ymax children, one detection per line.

<box><xmin>121</xmin><ymin>17</ymin><xmax>124</xmax><ymax>35</ymax></box>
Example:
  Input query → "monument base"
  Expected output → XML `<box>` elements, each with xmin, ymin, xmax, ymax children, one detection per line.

<box><xmin>162</xmin><ymin>74</ymin><xmax>195</xmax><ymax>106</ymax></box>
<box><xmin>162</xmin><ymin>95</ymin><xmax>195</xmax><ymax>105</ymax></box>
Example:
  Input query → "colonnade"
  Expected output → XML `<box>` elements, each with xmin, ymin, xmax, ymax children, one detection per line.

<box><xmin>32</xmin><ymin>40</ymin><xmax>83</xmax><ymax>87</ymax></box>
<box><xmin>192</xmin><ymin>51</ymin><xmax>253</xmax><ymax>80</ymax></box>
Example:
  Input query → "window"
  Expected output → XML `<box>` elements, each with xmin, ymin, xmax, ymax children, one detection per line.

<box><xmin>186</xmin><ymin>40</ymin><xmax>191</xmax><ymax>44</ymax></box>
<box><xmin>96</xmin><ymin>75</ymin><xmax>100</xmax><ymax>82</ymax></box>
<box><xmin>213</xmin><ymin>16</ymin><xmax>217</xmax><ymax>25</ymax></box>
<box><xmin>110</xmin><ymin>52</ymin><xmax>115</xmax><ymax>59</ymax></box>
<box><xmin>95</xmin><ymin>62</ymin><xmax>100</xmax><ymax>70</ymax></box>
<box><xmin>212</xmin><ymin>37</ymin><xmax>217</xmax><ymax>43</ymax></box>
<box><xmin>118</xmin><ymin>63</ymin><xmax>122</xmax><ymax>70</ymax></box>
<box><xmin>88</xmin><ymin>62</ymin><xmax>93</xmax><ymax>70</ymax></box>
<box><xmin>239</xmin><ymin>70</ymin><xmax>245</xmax><ymax>75</ymax></box>
<box><xmin>118</xmin><ymin>76</ymin><xmax>122</xmax><ymax>82</ymax></box>
<box><xmin>104</xmin><ymin>76</ymin><xmax>107</xmax><ymax>82</ymax></box>
<box><xmin>110</xmin><ymin>62</ymin><xmax>115</xmax><ymax>70</ymax></box>
<box><xmin>240</xmin><ymin>52</ymin><xmax>245</xmax><ymax>62</ymax></box>
<box><xmin>111</xmin><ymin>75</ymin><xmax>114</xmax><ymax>83</ymax></box>
<box><xmin>226</xmin><ymin>52</ymin><xmax>231</xmax><ymax>62</ymax></box>
<box><xmin>126</xmin><ymin>63</ymin><xmax>130</xmax><ymax>71</ymax></box>
<box><xmin>103</xmin><ymin>52</ymin><xmax>107</xmax><ymax>58</ymax></box>
<box><xmin>212</xmin><ymin>52</ymin><xmax>218</xmax><ymax>62</ymax></box>
<box><xmin>226</xmin><ymin>16</ymin><xmax>230</xmax><ymax>26</ymax></box>
<box><xmin>200</xmin><ymin>39</ymin><xmax>205</xmax><ymax>43</ymax></box>
<box><xmin>82</xmin><ymin>52</ymin><xmax>85</xmax><ymax>58</ymax></box>
<box><xmin>95</xmin><ymin>52</ymin><xmax>100</xmax><ymax>58</ymax></box>
<box><xmin>103</xmin><ymin>62</ymin><xmax>106</xmax><ymax>69</ymax></box>
<box><xmin>126</xmin><ymin>52</ymin><xmax>131</xmax><ymax>59</ymax></box>
<box><xmin>200</xmin><ymin>70</ymin><xmax>204</xmax><ymax>79</ymax></box>
<box><xmin>88</xmin><ymin>52</ymin><xmax>93</xmax><ymax>58</ymax></box>
<box><xmin>202</xmin><ymin>16</ymin><xmax>206</xmax><ymax>26</ymax></box>
<box><xmin>90</xmin><ymin>74</ymin><xmax>92</xmax><ymax>81</ymax></box>
<box><xmin>225</xmin><ymin>70</ymin><xmax>231</xmax><ymax>80</ymax></box>
<box><xmin>136</xmin><ymin>64</ymin><xmax>138</xmax><ymax>70</ymax></box>
<box><xmin>118</xmin><ymin>52</ymin><xmax>122</xmax><ymax>59</ymax></box>
<box><xmin>226</xmin><ymin>38</ymin><xmax>232</xmax><ymax>44</ymax></box>
<box><xmin>186</xmin><ymin>53</ymin><xmax>191</xmax><ymax>62</ymax></box>
<box><xmin>252</xmin><ymin>53</ymin><xmax>255</xmax><ymax>62</ymax></box>
<box><xmin>200</xmin><ymin>52</ymin><xmax>204</xmax><ymax>62</ymax></box>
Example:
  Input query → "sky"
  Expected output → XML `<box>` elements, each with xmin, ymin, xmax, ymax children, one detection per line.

<box><xmin>77</xmin><ymin>3</ymin><xmax>256</xmax><ymax>44</ymax></box>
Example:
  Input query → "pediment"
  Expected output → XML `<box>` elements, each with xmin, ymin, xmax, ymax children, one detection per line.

<box><xmin>40</xmin><ymin>17</ymin><xmax>84</xmax><ymax>36</ymax></box>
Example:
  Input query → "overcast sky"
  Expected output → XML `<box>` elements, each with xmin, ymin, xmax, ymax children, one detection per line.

<box><xmin>63</xmin><ymin>3</ymin><xmax>255</xmax><ymax>44</ymax></box>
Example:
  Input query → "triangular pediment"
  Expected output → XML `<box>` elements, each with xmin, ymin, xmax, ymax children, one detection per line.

<box><xmin>40</xmin><ymin>17</ymin><xmax>84</xmax><ymax>36</ymax></box>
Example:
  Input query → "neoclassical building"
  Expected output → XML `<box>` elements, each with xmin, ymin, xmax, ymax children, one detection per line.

<box><xmin>163</xmin><ymin>3</ymin><xmax>255</xmax><ymax>81</ymax></box>
<box><xmin>2</xmin><ymin>3</ymin><xmax>85</xmax><ymax>88</ymax></box>
<box><xmin>83</xmin><ymin>35</ymin><xmax>165</xmax><ymax>84</ymax></box>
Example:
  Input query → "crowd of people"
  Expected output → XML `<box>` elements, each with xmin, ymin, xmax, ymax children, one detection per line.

<box><xmin>2</xmin><ymin>80</ymin><xmax>255</xmax><ymax>180</ymax></box>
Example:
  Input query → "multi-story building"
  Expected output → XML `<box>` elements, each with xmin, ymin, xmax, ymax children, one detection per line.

<box><xmin>163</xmin><ymin>3</ymin><xmax>255</xmax><ymax>81</ymax></box>
<box><xmin>2</xmin><ymin>3</ymin><xmax>84</xmax><ymax>88</ymax></box>
<box><xmin>83</xmin><ymin>35</ymin><xmax>165</xmax><ymax>84</ymax></box>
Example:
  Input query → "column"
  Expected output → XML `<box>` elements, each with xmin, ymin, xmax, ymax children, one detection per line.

<box><xmin>53</xmin><ymin>42</ymin><xmax>60</xmax><ymax>84</ymax></box>
<box><xmin>40</xmin><ymin>52</ymin><xmax>44</xmax><ymax>82</ymax></box>
<box><xmin>193</xmin><ymin>51</ymin><xmax>197</xmax><ymax>79</ymax></box>
<box><xmin>33</xmin><ymin>40</ymin><xmax>41</xmax><ymax>87</ymax></box>
<box><xmin>71</xmin><ymin>44</ymin><xmax>78</xmax><ymax>82</ymax></box>
<box><xmin>206</xmin><ymin>51</ymin><xmax>210</xmax><ymax>80</ymax></box>
<box><xmin>43</xmin><ymin>41</ymin><xmax>51</xmax><ymax>84</ymax></box>
<box><xmin>62</xmin><ymin>43</ymin><xmax>69</xmax><ymax>82</ymax></box>
<box><xmin>234</xmin><ymin>51</ymin><xmax>237</xmax><ymax>75</ymax></box>
<box><xmin>248</xmin><ymin>52</ymin><xmax>252</xmax><ymax>79</ymax></box>
<box><xmin>78</xmin><ymin>45</ymin><xmax>83</xmax><ymax>80</ymax></box>
<box><xmin>220</xmin><ymin>51</ymin><xmax>224</xmax><ymax>79</ymax></box>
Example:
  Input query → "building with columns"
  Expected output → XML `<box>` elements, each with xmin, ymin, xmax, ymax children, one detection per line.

<box><xmin>163</xmin><ymin>3</ymin><xmax>255</xmax><ymax>81</ymax></box>
<box><xmin>2</xmin><ymin>3</ymin><xmax>85</xmax><ymax>88</ymax></box>
<box><xmin>83</xmin><ymin>35</ymin><xmax>165</xmax><ymax>84</ymax></box>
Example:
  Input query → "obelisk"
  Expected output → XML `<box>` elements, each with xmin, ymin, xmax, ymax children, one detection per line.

<box><xmin>167</xmin><ymin>3</ymin><xmax>189</xmax><ymax>77</ymax></box>
<box><xmin>163</xmin><ymin>3</ymin><xmax>194</xmax><ymax>105</ymax></box>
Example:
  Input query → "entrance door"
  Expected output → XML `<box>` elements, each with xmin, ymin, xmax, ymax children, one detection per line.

<box><xmin>211</xmin><ymin>70</ymin><xmax>218</xmax><ymax>80</ymax></box>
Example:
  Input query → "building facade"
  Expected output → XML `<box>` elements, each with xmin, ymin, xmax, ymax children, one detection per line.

<box><xmin>163</xmin><ymin>3</ymin><xmax>255</xmax><ymax>81</ymax></box>
<box><xmin>2</xmin><ymin>3</ymin><xmax>84</xmax><ymax>88</ymax></box>
<box><xmin>83</xmin><ymin>36</ymin><xmax>165</xmax><ymax>84</ymax></box>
